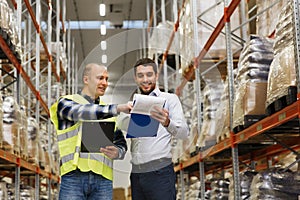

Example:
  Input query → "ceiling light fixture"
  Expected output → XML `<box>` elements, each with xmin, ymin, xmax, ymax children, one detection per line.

<box><xmin>102</xmin><ymin>54</ymin><xmax>107</xmax><ymax>63</ymax></box>
<box><xmin>100</xmin><ymin>41</ymin><xmax>107</xmax><ymax>50</ymax></box>
<box><xmin>99</xmin><ymin>4</ymin><xmax>106</xmax><ymax>16</ymax></box>
<box><xmin>100</xmin><ymin>24</ymin><xmax>106</xmax><ymax>35</ymax></box>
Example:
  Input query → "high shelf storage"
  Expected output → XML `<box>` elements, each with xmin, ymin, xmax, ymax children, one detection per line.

<box><xmin>0</xmin><ymin>0</ymin><xmax>72</xmax><ymax>199</ymax></box>
<box><xmin>149</xmin><ymin>0</ymin><xmax>300</xmax><ymax>199</ymax></box>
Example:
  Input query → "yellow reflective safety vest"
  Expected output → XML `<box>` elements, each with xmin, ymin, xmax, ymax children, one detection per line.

<box><xmin>50</xmin><ymin>94</ymin><xmax>116</xmax><ymax>180</ymax></box>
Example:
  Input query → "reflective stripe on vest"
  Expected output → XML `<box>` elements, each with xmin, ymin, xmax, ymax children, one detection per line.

<box><xmin>50</xmin><ymin>94</ymin><xmax>115</xmax><ymax>180</ymax></box>
<box><xmin>57</xmin><ymin>128</ymin><xmax>78</xmax><ymax>141</ymax></box>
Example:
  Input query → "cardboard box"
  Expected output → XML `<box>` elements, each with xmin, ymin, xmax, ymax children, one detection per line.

<box><xmin>244</xmin><ymin>82</ymin><xmax>267</xmax><ymax>115</ymax></box>
<box><xmin>113</xmin><ymin>188</ymin><xmax>126</xmax><ymax>200</ymax></box>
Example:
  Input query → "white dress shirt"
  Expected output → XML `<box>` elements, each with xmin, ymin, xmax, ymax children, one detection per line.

<box><xmin>121</xmin><ymin>87</ymin><xmax>189</xmax><ymax>165</ymax></box>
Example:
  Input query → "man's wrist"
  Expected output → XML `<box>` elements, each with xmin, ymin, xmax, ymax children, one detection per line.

<box><xmin>164</xmin><ymin>118</ymin><xmax>170</xmax><ymax>127</ymax></box>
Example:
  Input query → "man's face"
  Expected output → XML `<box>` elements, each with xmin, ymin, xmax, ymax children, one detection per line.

<box><xmin>84</xmin><ymin>66</ymin><xmax>108</xmax><ymax>98</ymax></box>
<box><xmin>134</xmin><ymin>65</ymin><xmax>157</xmax><ymax>95</ymax></box>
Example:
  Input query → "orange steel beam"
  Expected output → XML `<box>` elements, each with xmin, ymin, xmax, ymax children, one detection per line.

<box><xmin>241</xmin><ymin>143</ymin><xmax>300</xmax><ymax>162</ymax></box>
<box><xmin>24</xmin><ymin>0</ymin><xmax>62</xmax><ymax>82</ymax></box>
<box><xmin>176</xmin><ymin>0</ymin><xmax>241</xmax><ymax>95</ymax></box>
<box><xmin>174</xmin><ymin>99</ymin><xmax>300</xmax><ymax>172</ymax></box>
<box><xmin>235</xmin><ymin>99</ymin><xmax>300</xmax><ymax>144</ymax></box>
<box><xmin>10</xmin><ymin>0</ymin><xmax>17</xmax><ymax>9</ymax></box>
<box><xmin>0</xmin><ymin>149</ymin><xmax>59</xmax><ymax>182</ymax></box>
<box><xmin>0</xmin><ymin>35</ymin><xmax>50</xmax><ymax>116</ymax></box>
<box><xmin>60</xmin><ymin>8</ymin><xmax>66</xmax><ymax>34</ymax></box>
<box><xmin>147</xmin><ymin>7</ymin><xmax>154</xmax><ymax>32</ymax></box>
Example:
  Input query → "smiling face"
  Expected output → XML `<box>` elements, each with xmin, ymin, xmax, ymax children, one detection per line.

<box><xmin>82</xmin><ymin>64</ymin><xmax>108</xmax><ymax>99</ymax></box>
<box><xmin>134</xmin><ymin>64</ymin><xmax>158</xmax><ymax>95</ymax></box>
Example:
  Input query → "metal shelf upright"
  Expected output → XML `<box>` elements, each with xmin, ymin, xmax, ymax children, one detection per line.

<box><xmin>172</xmin><ymin>0</ymin><xmax>300</xmax><ymax>199</ymax></box>
<box><xmin>0</xmin><ymin>0</ymin><xmax>70</xmax><ymax>199</ymax></box>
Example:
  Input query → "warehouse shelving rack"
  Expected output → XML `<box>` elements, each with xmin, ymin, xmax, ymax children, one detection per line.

<box><xmin>161</xmin><ymin>0</ymin><xmax>300</xmax><ymax>199</ymax></box>
<box><xmin>0</xmin><ymin>0</ymin><xmax>75</xmax><ymax>199</ymax></box>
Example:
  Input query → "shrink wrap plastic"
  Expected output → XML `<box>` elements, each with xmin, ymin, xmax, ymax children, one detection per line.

<box><xmin>256</xmin><ymin>0</ymin><xmax>286</xmax><ymax>37</ymax></box>
<box><xmin>215</xmin><ymin>80</ymin><xmax>230</xmax><ymax>142</ymax></box>
<box><xmin>210</xmin><ymin>179</ymin><xmax>230</xmax><ymax>200</ymax></box>
<box><xmin>2</xmin><ymin>96</ymin><xmax>21</xmax><ymax>154</ymax></box>
<box><xmin>233</xmin><ymin>36</ymin><xmax>273</xmax><ymax>128</ymax></box>
<box><xmin>229</xmin><ymin>170</ymin><xmax>257</xmax><ymax>200</ymax></box>
<box><xmin>266</xmin><ymin>2</ymin><xmax>297</xmax><ymax>108</ymax></box>
<box><xmin>19</xmin><ymin>105</ymin><xmax>28</xmax><ymax>158</ymax></box>
<box><xmin>0</xmin><ymin>181</ymin><xmax>7</xmax><ymax>199</ymax></box>
<box><xmin>250</xmin><ymin>168</ymin><xmax>300</xmax><ymax>200</ymax></box>
<box><xmin>197</xmin><ymin>83</ymin><xmax>223</xmax><ymax>147</ymax></box>
<box><xmin>0</xmin><ymin>93</ymin><xmax>3</xmax><ymax>146</ymax></box>
<box><xmin>27</xmin><ymin>117</ymin><xmax>39</xmax><ymax>164</ymax></box>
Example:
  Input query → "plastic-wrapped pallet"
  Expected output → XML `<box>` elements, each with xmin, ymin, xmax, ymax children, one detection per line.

<box><xmin>20</xmin><ymin>185</ymin><xmax>35</xmax><ymax>199</ymax></box>
<box><xmin>233</xmin><ymin>35</ymin><xmax>274</xmax><ymax>130</ymax></box>
<box><xmin>27</xmin><ymin>117</ymin><xmax>39</xmax><ymax>164</ymax></box>
<box><xmin>229</xmin><ymin>170</ymin><xmax>257</xmax><ymax>200</ymax></box>
<box><xmin>210</xmin><ymin>179</ymin><xmax>230</xmax><ymax>200</ymax></box>
<box><xmin>2</xmin><ymin>96</ymin><xmax>21</xmax><ymax>155</ymax></box>
<box><xmin>215</xmin><ymin>79</ymin><xmax>230</xmax><ymax>142</ymax></box>
<box><xmin>197</xmin><ymin>1</ymin><xmax>241</xmax><ymax>58</ymax></box>
<box><xmin>250</xmin><ymin>168</ymin><xmax>300</xmax><ymax>200</ymax></box>
<box><xmin>266</xmin><ymin>2</ymin><xmax>297</xmax><ymax>110</ymax></box>
<box><xmin>51</xmin><ymin>136</ymin><xmax>60</xmax><ymax>175</ymax></box>
<box><xmin>19</xmin><ymin>105</ymin><xmax>28</xmax><ymax>159</ymax></box>
<box><xmin>256</xmin><ymin>0</ymin><xmax>286</xmax><ymax>37</ymax></box>
<box><xmin>0</xmin><ymin>93</ymin><xmax>3</xmax><ymax>147</ymax></box>
<box><xmin>148</xmin><ymin>21</ymin><xmax>179</xmax><ymax>56</ymax></box>
<box><xmin>0</xmin><ymin>181</ymin><xmax>7</xmax><ymax>199</ymax></box>
<box><xmin>178</xmin><ymin>1</ymin><xmax>195</xmax><ymax>69</ymax></box>
<box><xmin>197</xmin><ymin>82</ymin><xmax>223</xmax><ymax>148</ymax></box>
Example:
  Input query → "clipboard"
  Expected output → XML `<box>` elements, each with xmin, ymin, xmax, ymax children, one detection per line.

<box><xmin>126</xmin><ymin>94</ymin><xmax>166</xmax><ymax>138</ymax></box>
<box><xmin>81</xmin><ymin>121</ymin><xmax>115</xmax><ymax>152</ymax></box>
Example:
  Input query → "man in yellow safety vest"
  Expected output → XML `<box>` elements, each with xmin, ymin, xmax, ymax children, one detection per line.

<box><xmin>50</xmin><ymin>63</ymin><xmax>132</xmax><ymax>200</ymax></box>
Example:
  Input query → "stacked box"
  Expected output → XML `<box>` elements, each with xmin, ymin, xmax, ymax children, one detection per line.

<box><xmin>233</xmin><ymin>81</ymin><xmax>268</xmax><ymax>129</ymax></box>
<box><xmin>113</xmin><ymin>188</ymin><xmax>126</xmax><ymax>200</ymax></box>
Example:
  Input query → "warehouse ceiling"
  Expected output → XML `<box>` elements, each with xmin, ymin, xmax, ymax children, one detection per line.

<box><xmin>65</xmin><ymin>0</ymin><xmax>149</xmax><ymax>96</ymax></box>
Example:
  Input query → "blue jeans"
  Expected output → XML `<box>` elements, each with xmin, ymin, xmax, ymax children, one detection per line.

<box><xmin>130</xmin><ymin>163</ymin><xmax>176</xmax><ymax>200</ymax></box>
<box><xmin>59</xmin><ymin>169</ymin><xmax>112</xmax><ymax>200</ymax></box>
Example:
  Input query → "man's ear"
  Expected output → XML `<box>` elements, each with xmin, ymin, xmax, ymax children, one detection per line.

<box><xmin>83</xmin><ymin>76</ymin><xmax>88</xmax><ymax>84</ymax></box>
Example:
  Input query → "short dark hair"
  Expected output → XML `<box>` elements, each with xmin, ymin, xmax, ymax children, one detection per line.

<box><xmin>133</xmin><ymin>58</ymin><xmax>158</xmax><ymax>75</ymax></box>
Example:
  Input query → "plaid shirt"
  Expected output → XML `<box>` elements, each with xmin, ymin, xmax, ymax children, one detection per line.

<box><xmin>56</xmin><ymin>93</ymin><xmax>127</xmax><ymax>159</ymax></box>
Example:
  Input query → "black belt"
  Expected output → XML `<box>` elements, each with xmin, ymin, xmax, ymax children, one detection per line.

<box><xmin>132</xmin><ymin>158</ymin><xmax>172</xmax><ymax>173</ymax></box>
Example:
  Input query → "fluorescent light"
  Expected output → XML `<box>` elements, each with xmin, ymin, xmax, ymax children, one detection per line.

<box><xmin>100</xmin><ymin>24</ymin><xmax>106</xmax><ymax>35</ymax></box>
<box><xmin>101</xmin><ymin>41</ymin><xmax>107</xmax><ymax>50</ymax></box>
<box><xmin>102</xmin><ymin>54</ymin><xmax>107</xmax><ymax>63</ymax></box>
<box><xmin>99</xmin><ymin>4</ymin><xmax>106</xmax><ymax>16</ymax></box>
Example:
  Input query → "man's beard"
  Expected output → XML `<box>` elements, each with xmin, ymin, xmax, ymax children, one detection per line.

<box><xmin>139</xmin><ymin>83</ymin><xmax>155</xmax><ymax>95</ymax></box>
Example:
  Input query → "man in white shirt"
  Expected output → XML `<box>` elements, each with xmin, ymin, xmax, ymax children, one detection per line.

<box><xmin>129</xmin><ymin>58</ymin><xmax>189</xmax><ymax>200</ymax></box>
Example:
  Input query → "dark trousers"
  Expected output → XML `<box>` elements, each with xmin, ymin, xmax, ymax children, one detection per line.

<box><xmin>130</xmin><ymin>163</ymin><xmax>176</xmax><ymax>200</ymax></box>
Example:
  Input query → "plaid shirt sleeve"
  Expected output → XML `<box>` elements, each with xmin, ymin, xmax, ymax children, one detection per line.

<box><xmin>57</xmin><ymin>98</ymin><xmax>118</xmax><ymax>121</ymax></box>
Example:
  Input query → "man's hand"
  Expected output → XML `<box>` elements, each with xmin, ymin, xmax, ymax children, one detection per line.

<box><xmin>100</xmin><ymin>146</ymin><xmax>119</xmax><ymax>159</ymax></box>
<box><xmin>117</xmin><ymin>102</ymin><xmax>133</xmax><ymax>114</ymax></box>
<box><xmin>150</xmin><ymin>106</ymin><xmax>170</xmax><ymax>127</ymax></box>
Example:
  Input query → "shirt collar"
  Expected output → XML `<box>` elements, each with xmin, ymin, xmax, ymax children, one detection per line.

<box><xmin>78</xmin><ymin>91</ymin><xmax>100</xmax><ymax>104</ymax></box>
<box><xmin>150</xmin><ymin>87</ymin><xmax>161</xmax><ymax>97</ymax></box>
